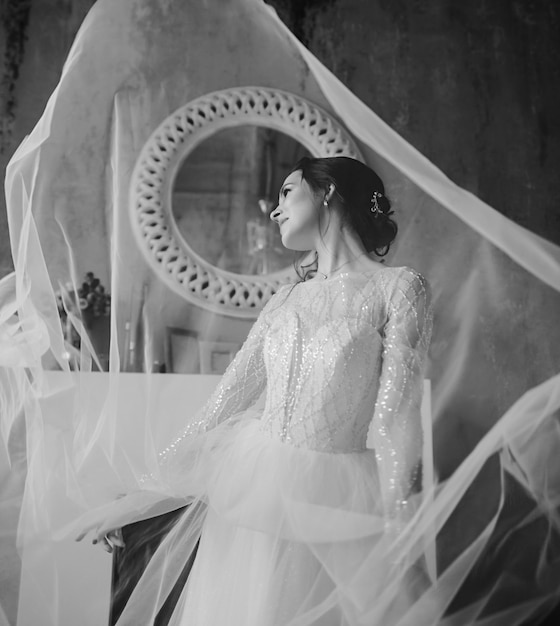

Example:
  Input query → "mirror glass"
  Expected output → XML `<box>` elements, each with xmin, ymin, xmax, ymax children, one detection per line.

<box><xmin>171</xmin><ymin>126</ymin><xmax>310</xmax><ymax>275</ymax></box>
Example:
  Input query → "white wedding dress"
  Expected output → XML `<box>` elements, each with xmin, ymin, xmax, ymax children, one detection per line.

<box><xmin>118</xmin><ymin>265</ymin><xmax>432</xmax><ymax>626</ymax></box>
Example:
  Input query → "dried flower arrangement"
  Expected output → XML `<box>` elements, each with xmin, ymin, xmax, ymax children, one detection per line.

<box><xmin>56</xmin><ymin>272</ymin><xmax>111</xmax><ymax>348</ymax></box>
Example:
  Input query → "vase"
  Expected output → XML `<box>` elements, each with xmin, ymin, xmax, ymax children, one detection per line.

<box><xmin>83</xmin><ymin>313</ymin><xmax>111</xmax><ymax>371</ymax></box>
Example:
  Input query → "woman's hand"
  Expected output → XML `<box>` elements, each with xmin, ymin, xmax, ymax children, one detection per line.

<box><xmin>75</xmin><ymin>525</ymin><xmax>125</xmax><ymax>553</ymax></box>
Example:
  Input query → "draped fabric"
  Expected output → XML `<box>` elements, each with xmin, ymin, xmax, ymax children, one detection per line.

<box><xmin>1</xmin><ymin>0</ymin><xmax>560</xmax><ymax>624</ymax></box>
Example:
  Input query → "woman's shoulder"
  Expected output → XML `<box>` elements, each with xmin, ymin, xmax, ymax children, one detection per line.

<box><xmin>269</xmin><ymin>282</ymin><xmax>294</xmax><ymax>300</ymax></box>
<box><xmin>388</xmin><ymin>265</ymin><xmax>429</xmax><ymax>290</ymax></box>
<box><xmin>258</xmin><ymin>283</ymin><xmax>294</xmax><ymax>318</ymax></box>
<box><xmin>379</xmin><ymin>266</ymin><xmax>431</xmax><ymax>316</ymax></box>
<box><xmin>361</xmin><ymin>263</ymin><xmax>428</xmax><ymax>289</ymax></box>
<box><xmin>365</xmin><ymin>265</ymin><xmax>430</xmax><ymax>308</ymax></box>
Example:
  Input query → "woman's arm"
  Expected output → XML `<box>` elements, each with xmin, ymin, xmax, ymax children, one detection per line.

<box><xmin>369</xmin><ymin>268</ymin><xmax>433</xmax><ymax>529</ymax></box>
<box><xmin>151</xmin><ymin>288</ymin><xmax>288</xmax><ymax>475</ymax></box>
<box><xmin>156</xmin><ymin>311</ymin><xmax>269</xmax><ymax>467</ymax></box>
<box><xmin>77</xmin><ymin>293</ymin><xmax>282</xmax><ymax>547</ymax></box>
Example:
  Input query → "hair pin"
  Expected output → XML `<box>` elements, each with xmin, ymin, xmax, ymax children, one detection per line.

<box><xmin>370</xmin><ymin>191</ymin><xmax>383</xmax><ymax>216</ymax></box>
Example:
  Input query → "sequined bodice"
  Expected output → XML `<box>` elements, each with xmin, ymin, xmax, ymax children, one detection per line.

<box><xmin>159</xmin><ymin>266</ymin><xmax>432</xmax><ymax>519</ymax></box>
<box><xmin>259</xmin><ymin>277</ymin><xmax>385</xmax><ymax>452</ymax></box>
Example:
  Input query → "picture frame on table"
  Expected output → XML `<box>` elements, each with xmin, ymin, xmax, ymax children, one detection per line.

<box><xmin>165</xmin><ymin>327</ymin><xmax>240</xmax><ymax>375</ymax></box>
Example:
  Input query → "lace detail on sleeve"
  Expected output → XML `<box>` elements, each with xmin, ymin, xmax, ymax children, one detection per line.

<box><xmin>156</xmin><ymin>311</ymin><xmax>271</xmax><ymax>468</ymax></box>
<box><xmin>136</xmin><ymin>292</ymin><xmax>288</xmax><ymax>489</ymax></box>
<box><xmin>369</xmin><ymin>268</ymin><xmax>433</xmax><ymax>528</ymax></box>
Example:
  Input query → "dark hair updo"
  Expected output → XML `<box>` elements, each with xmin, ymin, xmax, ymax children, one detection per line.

<box><xmin>290</xmin><ymin>156</ymin><xmax>397</xmax><ymax>257</ymax></box>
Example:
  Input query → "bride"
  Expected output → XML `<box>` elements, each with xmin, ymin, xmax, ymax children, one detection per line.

<box><xmin>75</xmin><ymin>156</ymin><xmax>559</xmax><ymax>626</ymax></box>
<box><xmin>78</xmin><ymin>155</ymin><xmax>432</xmax><ymax>625</ymax></box>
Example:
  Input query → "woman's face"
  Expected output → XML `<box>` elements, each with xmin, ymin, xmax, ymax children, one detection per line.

<box><xmin>270</xmin><ymin>170</ymin><xmax>323</xmax><ymax>251</ymax></box>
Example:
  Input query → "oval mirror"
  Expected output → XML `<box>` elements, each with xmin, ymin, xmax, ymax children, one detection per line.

<box><xmin>130</xmin><ymin>87</ymin><xmax>363</xmax><ymax>318</ymax></box>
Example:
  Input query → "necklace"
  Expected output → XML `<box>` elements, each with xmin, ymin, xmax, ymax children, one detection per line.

<box><xmin>315</xmin><ymin>252</ymin><xmax>368</xmax><ymax>280</ymax></box>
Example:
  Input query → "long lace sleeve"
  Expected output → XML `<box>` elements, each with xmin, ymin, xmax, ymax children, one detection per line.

<box><xmin>156</xmin><ymin>307</ymin><xmax>271</xmax><ymax>469</ymax></box>
<box><xmin>370</xmin><ymin>268</ymin><xmax>433</xmax><ymax>529</ymax></box>
<box><xmin>76</xmin><ymin>299</ymin><xmax>277</xmax><ymax>536</ymax></box>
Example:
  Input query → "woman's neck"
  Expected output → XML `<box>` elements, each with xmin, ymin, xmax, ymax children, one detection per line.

<box><xmin>315</xmin><ymin>230</ymin><xmax>368</xmax><ymax>278</ymax></box>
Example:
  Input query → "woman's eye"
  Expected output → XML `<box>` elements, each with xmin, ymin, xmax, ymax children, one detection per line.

<box><xmin>282</xmin><ymin>188</ymin><xmax>291</xmax><ymax>197</ymax></box>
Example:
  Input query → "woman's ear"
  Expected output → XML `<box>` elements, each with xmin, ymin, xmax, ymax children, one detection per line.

<box><xmin>325</xmin><ymin>184</ymin><xmax>336</xmax><ymax>204</ymax></box>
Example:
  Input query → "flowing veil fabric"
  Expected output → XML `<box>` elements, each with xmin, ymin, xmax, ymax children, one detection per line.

<box><xmin>1</xmin><ymin>0</ymin><xmax>560</xmax><ymax>624</ymax></box>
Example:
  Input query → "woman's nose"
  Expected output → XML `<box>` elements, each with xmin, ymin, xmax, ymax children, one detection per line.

<box><xmin>270</xmin><ymin>206</ymin><xmax>281</xmax><ymax>222</ymax></box>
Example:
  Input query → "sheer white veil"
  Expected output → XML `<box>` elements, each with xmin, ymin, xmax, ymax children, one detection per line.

<box><xmin>1</xmin><ymin>0</ymin><xmax>559</xmax><ymax>624</ymax></box>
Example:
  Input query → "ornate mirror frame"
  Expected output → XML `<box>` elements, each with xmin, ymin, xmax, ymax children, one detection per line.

<box><xmin>129</xmin><ymin>87</ymin><xmax>363</xmax><ymax>318</ymax></box>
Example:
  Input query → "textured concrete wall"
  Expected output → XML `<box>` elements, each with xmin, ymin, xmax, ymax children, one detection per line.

<box><xmin>1</xmin><ymin>0</ymin><xmax>559</xmax><ymax>278</ymax></box>
<box><xmin>270</xmin><ymin>0</ymin><xmax>560</xmax><ymax>241</ymax></box>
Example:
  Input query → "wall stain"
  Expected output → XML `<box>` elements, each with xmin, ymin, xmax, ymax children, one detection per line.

<box><xmin>0</xmin><ymin>0</ymin><xmax>32</xmax><ymax>154</ymax></box>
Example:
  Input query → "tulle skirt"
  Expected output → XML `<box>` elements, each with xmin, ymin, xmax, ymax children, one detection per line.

<box><xmin>97</xmin><ymin>402</ymin><xmax>559</xmax><ymax>626</ymax></box>
<box><xmin>109</xmin><ymin>414</ymin><xmax>431</xmax><ymax>626</ymax></box>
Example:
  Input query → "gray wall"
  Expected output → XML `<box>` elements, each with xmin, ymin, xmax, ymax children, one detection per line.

<box><xmin>274</xmin><ymin>0</ymin><xmax>560</xmax><ymax>241</ymax></box>
<box><xmin>1</xmin><ymin>0</ymin><xmax>559</xmax><ymax>278</ymax></box>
